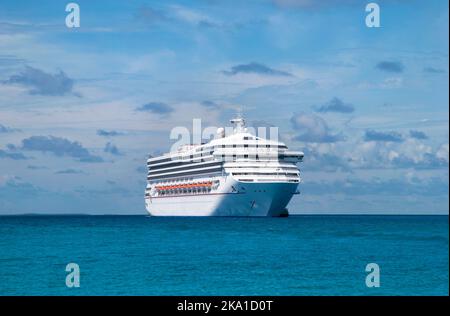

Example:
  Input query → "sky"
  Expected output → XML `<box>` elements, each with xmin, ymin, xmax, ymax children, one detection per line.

<box><xmin>0</xmin><ymin>0</ymin><xmax>448</xmax><ymax>214</ymax></box>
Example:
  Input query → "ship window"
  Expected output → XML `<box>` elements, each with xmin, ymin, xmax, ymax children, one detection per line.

<box><xmin>244</xmin><ymin>144</ymin><xmax>248</xmax><ymax>148</ymax></box>
<box><xmin>244</xmin><ymin>154</ymin><xmax>248</xmax><ymax>158</ymax></box>
<box><xmin>233</xmin><ymin>144</ymin><xmax>236</xmax><ymax>148</ymax></box>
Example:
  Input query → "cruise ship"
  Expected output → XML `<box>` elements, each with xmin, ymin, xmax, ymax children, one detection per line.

<box><xmin>145</xmin><ymin>116</ymin><xmax>304</xmax><ymax>216</ymax></box>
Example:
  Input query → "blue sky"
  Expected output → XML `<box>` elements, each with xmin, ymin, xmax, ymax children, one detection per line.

<box><xmin>0</xmin><ymin>0</ymin><xmax>448</xmax><ymax>214</ymax></box>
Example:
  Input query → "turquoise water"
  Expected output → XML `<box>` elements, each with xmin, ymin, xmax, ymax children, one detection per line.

<box><xmin>0</xmin><ymin>215</ymin><xmax>448</xmax><ymax>295</ymax></box>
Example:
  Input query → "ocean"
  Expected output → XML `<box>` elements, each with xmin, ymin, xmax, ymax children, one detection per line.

<box><xmin>0</xmin><ymin>215</ymin><xmax>448</xmax><ymax>296</ymax></box>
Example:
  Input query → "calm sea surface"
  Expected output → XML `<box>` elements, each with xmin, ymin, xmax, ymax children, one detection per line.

<box><xmin>0</xmin><ymin>215</ymin><xmax>448</xmax><ymax>295</ymax></box>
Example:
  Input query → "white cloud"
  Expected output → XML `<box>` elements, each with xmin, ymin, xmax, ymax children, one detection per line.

<box><xmin>380</xmin><ymin>77</ymin><xmax>403</xmax><ymax>89</ymax></box>
<box><xmin>436</xmin><ymin>143</ymin><xmax>449</xmax><ymax>162</ymax></box>
<box><xmin>169</xmin><ymin>5</ymin><xmax>219</xmax><ymax>27</ymax></box>
<box><xmin>290</xmin><ymin>112</ymin><xmax>344</xmax><ymax>143</ymax></box>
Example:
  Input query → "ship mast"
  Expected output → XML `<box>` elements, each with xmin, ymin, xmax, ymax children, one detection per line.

<box><xmin>230</xmin><ymin>108</ymin><xmax>246</xmax><ymax>133</ymax></box>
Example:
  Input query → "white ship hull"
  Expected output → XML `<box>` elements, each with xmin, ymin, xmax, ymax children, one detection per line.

<box><xmin>145</xmin><ymin>176</ymin><xmax>298</xmax><ymax>217</ymax></box>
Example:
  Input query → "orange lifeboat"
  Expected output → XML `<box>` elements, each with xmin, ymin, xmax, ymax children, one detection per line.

<box><xmin>155</xmin><ymin>181</ymin><xmax>214</xmax><ymax>193</ymax></box>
